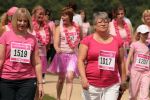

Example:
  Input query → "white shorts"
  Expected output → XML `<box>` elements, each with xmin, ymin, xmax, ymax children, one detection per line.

<box><xmin>82</xmin><ymin>83</ymin><xmax>120</xmax><ymax>100</ymax></box>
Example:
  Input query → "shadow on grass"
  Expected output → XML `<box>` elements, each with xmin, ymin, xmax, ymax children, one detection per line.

<box><xmin>43</xmin><ymin>94</ymin><xmax>55</xmax><ymax>100</ymax></box>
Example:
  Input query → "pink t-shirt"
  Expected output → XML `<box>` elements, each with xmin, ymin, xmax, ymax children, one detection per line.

<box><xmin>148</xmin><ymin>34</ymin><xmax>150</xmax><ymax>43</ymax></box>
<box><xmin>4</xmin><ymin>23</ymin><xmax>13</xmax><ymax>32</ymax></box>
<box><xmin>0</xmin><ymin>31</ymin><xmax>38</xmax><ymax>80</ymax></box>
<box><xmin>80</xmin><ymin>34</ymin><xmax>123</xmax><ymax>87</ymax></box>
<box><xmin>130</xmin><ymin>41</ymin><xmax>150</xmax><ymax>72</ymax></box>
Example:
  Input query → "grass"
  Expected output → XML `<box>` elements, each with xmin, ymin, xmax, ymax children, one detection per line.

<box><xmin>43</xmin><ymin>94</ymin><xmax>55</xmax><ymax>100</ymax></box>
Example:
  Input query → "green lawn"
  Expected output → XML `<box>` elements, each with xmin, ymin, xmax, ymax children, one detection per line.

<box><xmin>43</xmin><ymin>94</ymin><xmax>55</xmax><ymax>100</ymax></box>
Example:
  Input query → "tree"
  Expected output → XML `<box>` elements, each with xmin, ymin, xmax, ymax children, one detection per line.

<box><xmin>0</xmin><ymin>0</ymin><xmax>150</xmax><ymax>27</ymax></box>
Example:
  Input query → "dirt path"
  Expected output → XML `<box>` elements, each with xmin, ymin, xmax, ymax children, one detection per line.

<box><xmin>44</xmin><ymin>74</ymin><xmax>129</xmax><ymax>100</ymax></box>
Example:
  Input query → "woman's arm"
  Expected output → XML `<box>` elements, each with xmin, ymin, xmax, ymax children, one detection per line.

<box><xmin>51</xmin><ymin>22</ymin><xmax>56</xmax><ymax>36</ymax></box>
<box><xmin>126</xmin><ymin>47</ymin><xmax>134</xmax><ymax>75</ymax></box>
<box><xmin>128</xmin><ymin>23</ymin><xmax>134</xmax><ymax>42</ymax></box>
<box><xmin>78</xmin><ymin>44</ymin><xmax>88</xmax><ymax>89</ymax></box>
<box><xmin>79</xmin><ymin>26</ymin><xmax>83</xmax><ymax>40</ymax></box>
<box><xmin>118</xmin><ymin>47</ymin><xmax>126</xmax><ymax>82</ymax></box>
<box><xmin>54</xmin><ymin>26</ymin><xmax>61</xmax><ymax>53</ymax></box>
<box><xmin>0</xmin><ymin>44</ymin><xmax>5</xmax><ymax>69</ymax></box>
<box><xmin>31</xmin><ymin>48</ymin><xmax>44</xmax><ymax>99</ymax></box>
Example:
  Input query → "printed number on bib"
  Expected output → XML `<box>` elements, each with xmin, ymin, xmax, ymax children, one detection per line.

<box><xmin>135</xmin><ymin>54</ymin><xmax>149</xmax><ymax>69</ymax></box>
<box><xmin>13</xmin><ymin>49</ymin><xmax>28</xmax><ymax>57</ymax></box>
<box><xmin>10</xmin><ymin>42</ymin><xmax>31</xmax><ymax>63</ymax></box>
<box><xmin>98</xmin><ymin>50</ymin><xmax>116</xmax><ymax>71</ymax></box>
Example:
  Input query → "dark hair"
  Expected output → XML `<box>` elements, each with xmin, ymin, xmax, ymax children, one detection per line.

<box><xmin>113</xmin><ymin>4</ymin><xmax>126</xmax><ymax>18</ymax></box>
<box><xmin>79</xmin><ymin>10</ymin><xmax>87</xmax><ymax>22</ymax></box>
<box><xmin>61</xmin><ymin>7</ymin><xmax>74</xmax><ymax>22</ymax></box>
<box><xmin>67</xmin><ymin>2</ymin><xmax>77</xmax><ymax>12</ymax></box>
<box><xmin>45</xmin><ymin>9</ymin><xmax>51</xmax><ymax>16</ymax></box>
<box><xmin>108</xmin><ymin>11</ymin><xmax>113</xmax><ymax>21</ymax></box>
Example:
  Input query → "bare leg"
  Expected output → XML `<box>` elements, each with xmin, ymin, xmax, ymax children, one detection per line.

<box><xmin>66</xmin><ymin>71</ymin><xmax>74</xmax><ymax>100</ymax></box>
<box><xmin>57</xmin><ymin>73</ymin><xmax>65</xmax><ymax>100</ymax></box>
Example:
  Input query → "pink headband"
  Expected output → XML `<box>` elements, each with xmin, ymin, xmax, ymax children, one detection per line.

<box><xmin>7</xmin><ymin>7</ymin><xmax>18</xmax><ymax>16</ymax></box>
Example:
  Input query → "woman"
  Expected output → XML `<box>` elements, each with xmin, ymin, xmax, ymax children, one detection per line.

<box><xmin>0</xmin><ymin>8</ymin><xmax>44</xmax><ymax>100</ymax></box>
<box><xmin>32</xmin><ymin>5</ymin><xmax>50</xmax><ymax>82</ymax></box>
<box><xmin>109</xmin><ymin>4</ymin><xmax>133</xmax><ymax>59</ymax></box>
<box><xmin>0</xmin><ymin>7</ymin><xmax>18</xmax><ymax>34</ymax></box>
<box><xmin>126</xmin><ymin>24</ymin><xmax>150</xmax><ymax>100</ymax></box>
<box><xmin>79</xmin><ymin>10</ymin><xmax>91</xmax><ymax>38</ymax></box>
<box><xmin>141</xmin><ymin>9</ymin><xmax>150</xmax><ymax>44</ymax></box>
<box><xmin>78</xmin><ymin>12</ymin><xmax>126</xmax><ymax>100</ymax></box>
<box><xmin>48</xmin><ymin>7</ymin><xmax>80</xmax><ymax>100</ymax></box>
<box><xmin>109</xmin><ymin>5</ymin><xmax>133</xmax><ymax>99</ymax></box>
<box><xmin>44</xmin><ymin>9</ymin><xmax>56</xmax><ymax>62</ymax></box>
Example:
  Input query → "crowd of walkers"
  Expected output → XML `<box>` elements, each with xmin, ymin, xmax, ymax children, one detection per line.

<box><xmin>0</xmin><ymin>2</ymin><xmax>149</xmax><ymax>100</ymax></box>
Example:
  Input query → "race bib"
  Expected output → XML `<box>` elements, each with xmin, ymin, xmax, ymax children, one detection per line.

<box><xmin>98</xmin><ymin>50</ymin><xmax>116</xmax><ymax>71</ymax></box>
<box><xmin>10</xmin><ymin>42</ymin><xmax>31</xmax><ymax>63</ymax></box>
<box><xmin>135</xmin><ymin>54</ymin><xmax>150</xmax><ymax>69</ymax></box>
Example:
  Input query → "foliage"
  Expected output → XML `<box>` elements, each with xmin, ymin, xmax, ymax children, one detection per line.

<box><xmin>0</xmin><ymin>0</ymin><xmax>150</xmax><ymax>27</ymax></box>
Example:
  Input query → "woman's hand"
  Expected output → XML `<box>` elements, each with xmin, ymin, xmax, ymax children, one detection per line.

<box><xmin>56</xmin><ymin>48</ymin><xmax>61</xmax><ymax>53</ymax></box>
<box><xmin>81</xmin><ymin>78</ymin><xmax>89</xmax><ymax>90</ymax></box>
<box><xmin>119</xmin><ymin>79</ymin><xmax>129</xmax><ymax>94</ymax></box>
<box><xmin>38</xmin><ymin>84</ymin><xmax>44</xmax><ymax>100</ymax></box>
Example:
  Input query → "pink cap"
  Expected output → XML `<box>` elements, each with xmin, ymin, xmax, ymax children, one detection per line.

<box><xmin>7</xmin><ymin>7</ymin><xmax>18</xmax><ymax>16</ymax></box>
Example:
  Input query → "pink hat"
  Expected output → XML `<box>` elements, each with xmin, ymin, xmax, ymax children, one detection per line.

<box><xmin>7</xmin><ymin>7</ymin><xmax>18</xmax><ymax>16</ymax></box>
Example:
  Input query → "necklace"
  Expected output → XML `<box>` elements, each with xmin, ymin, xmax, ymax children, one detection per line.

<box><xmin>114</xmin><ymin>19</ymin><xmax>131</xmax><ymax>43</ymax></box>
<box><xmin>32</xmin><ymin>18</ymin><xmax>50</xmax><ymax>46</ymax></box>
<box><xmin>63</xmin><ymin>22</ymin><xmax>80</xmax><ymax>48</ymax></box>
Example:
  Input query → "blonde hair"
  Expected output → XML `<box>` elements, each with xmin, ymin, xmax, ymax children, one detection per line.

<box><xmin>0</xmin><ymin>24</ymin><xmax>4</xmax><ymax>36</ymax></box>
<box><xmin>0</xmin><ymin>13</ymin><xmax>8</xmax><ymax>34</ymax></box>
<box><xmin>11</xmin><ymin>8</ymin><xmax>33</xmax><ymax>32</ymax></box>
<box><xmin>0</xmin><ymin>13</ymin><xmax>8</xmax><ymax>26</ymax></box>
<box><xmin>32</xmin><ymin>5</ymin><xmax>45</xmax><ymax>17</ymax></box>
<box><xmin>142</xmin><ymin>9</ymin><xmax>150</xmax><ymax>23</ymax></box>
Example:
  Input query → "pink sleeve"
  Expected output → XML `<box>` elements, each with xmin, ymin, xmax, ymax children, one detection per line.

<box><xmin>130</xmin><ymin>42</ymin><xmax>135</xmax><ymax>49</ymax></box>
<box><xmin>49</xmin><ymin>21</ymin><xmax>55</xmax><ymax>31</ymax></box>
<box><xmin>33</xmin><ymin>37</ymin><xmax>39</xmax><ymax>51</ymax></box>
<box><xmin>0</xmin><ymin>32</ymin><xmax>7</xmax><ymax>45</ymax></box>
<box><xmin>113</xmin><ymin>36</ymin><xmax>123</xmax><ymax>48</ymax></box>
<box><xmin>80</xmin><ymin>36</ymin><xmax>90</xmax><ymax>46</ymax></box>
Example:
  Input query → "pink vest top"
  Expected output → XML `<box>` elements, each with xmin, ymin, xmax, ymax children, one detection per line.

<box><xmin>59</xmin><ymin>25</ymin><xmax>78</xmax><ymax>53</ymax></box>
